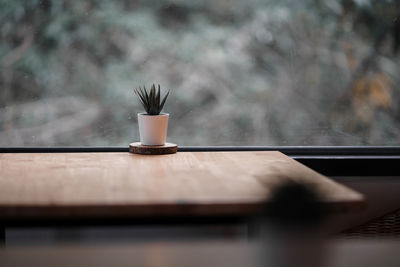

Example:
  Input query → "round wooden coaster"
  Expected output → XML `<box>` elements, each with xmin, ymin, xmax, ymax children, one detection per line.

<box><xmin>129</xmin><ymin>142</ymin><xmax>178</xmax><ymax>155</ymax></box>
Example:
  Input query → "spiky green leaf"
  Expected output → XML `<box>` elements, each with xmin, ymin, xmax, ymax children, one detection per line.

<box><xmin>134</xmin><ymin>84</ymin><xmax>170</xmax><ymax>115</ymax></box>
<box><xmin>159</xmin><ymin>90</ymin><xmax>170</xmax><ymax>113</ymax></box>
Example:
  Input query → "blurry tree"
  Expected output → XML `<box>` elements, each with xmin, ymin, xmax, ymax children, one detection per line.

<box><xmin>0</xmin><ymin>0</ymin><xmax>399</xmax><ymax>145</ymax></box>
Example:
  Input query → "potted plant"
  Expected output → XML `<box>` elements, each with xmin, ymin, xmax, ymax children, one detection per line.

<box><xmin>134</xmin><ymin>84</ymin><xmax>170</xmax><ymax>146</ymax></box>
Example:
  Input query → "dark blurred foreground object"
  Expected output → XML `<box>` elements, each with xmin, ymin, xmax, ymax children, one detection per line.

<box><xmin>262</xmin><ymin>181</ymin><xmax>326</xmax><ymax>227</ymax></box>
<box><xmin>256</xmin><ymin>182</ymin><xmax>329</xmax><ymax>267</ymax></box>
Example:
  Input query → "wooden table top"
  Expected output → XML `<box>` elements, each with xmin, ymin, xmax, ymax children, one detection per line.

<box><xmin>0</xmin><ymin>152</ymin><xmax>364</xmax><ymax>219</ymax></box>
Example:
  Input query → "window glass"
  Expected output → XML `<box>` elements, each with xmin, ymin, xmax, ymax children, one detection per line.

<box><xmin>1</xmin><ymin>0</ymin><xmax>399</xmax><ymax>146</ymax></box>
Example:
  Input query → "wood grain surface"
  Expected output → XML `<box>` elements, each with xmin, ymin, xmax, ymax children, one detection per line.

<box><xmin>129</xmin><ymin>142</ymin><xmax>178</xmax><ymax>155</ymax></box>
<box><xmin>0</xmin><ymin>152</ymin><xmax>364</xmax><ymax>219</ymax></box>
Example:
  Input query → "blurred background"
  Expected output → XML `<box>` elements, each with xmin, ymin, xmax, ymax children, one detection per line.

<box><xmin>0</xmin><ymin>0</ymin><xmax>399</xmax><ymax>146</ymax></box>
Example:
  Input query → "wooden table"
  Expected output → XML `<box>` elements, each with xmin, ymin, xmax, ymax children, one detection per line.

<box><xmin>0</xmin><ymin>151</ymin><xmax>364</xmax><ymax>220</ymax></box>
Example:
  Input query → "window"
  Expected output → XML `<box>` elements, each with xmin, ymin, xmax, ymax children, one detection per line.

<box><xmin>1</xmin><ymin>0</ymin><xmax>399</xmax><ymax>146</ymax></box>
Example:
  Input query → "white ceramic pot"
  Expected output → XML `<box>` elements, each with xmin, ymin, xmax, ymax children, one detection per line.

<box><xmin>137</xmin><ymin>113</ymin><xmax>169</xmax><ymax>146</ymax></box>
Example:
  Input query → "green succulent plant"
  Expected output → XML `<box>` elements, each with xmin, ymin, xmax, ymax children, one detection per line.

<box><xmin>134</xmin><ymin>84</ymin><xmax>170</xmax><ymax>115</ymax></box>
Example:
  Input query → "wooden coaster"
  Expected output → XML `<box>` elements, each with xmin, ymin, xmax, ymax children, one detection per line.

<box><xmin>129</xmin><ymin>142</ymin><xmax>178</xmax><ymax>155</ymax></box>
